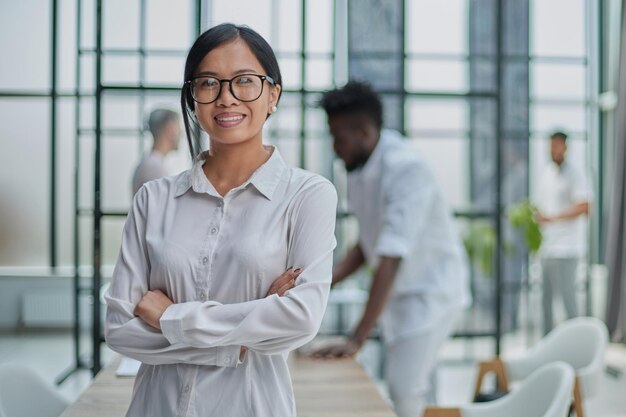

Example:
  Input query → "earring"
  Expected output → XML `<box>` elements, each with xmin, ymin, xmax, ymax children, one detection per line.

<box><xmin>271</xmin><ymin>105</ymin><xmax>277</xmax><ymax>113</ymax></box>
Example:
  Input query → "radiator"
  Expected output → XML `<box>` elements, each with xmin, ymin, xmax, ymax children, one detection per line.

<box><xmin>21</xmin><ymin>290</ymin><xmax>73</xmax><ymax>328</ymax></box>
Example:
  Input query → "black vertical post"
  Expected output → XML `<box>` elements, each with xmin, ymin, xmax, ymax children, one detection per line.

<box><xmin>494</xmin><ymin>0</ymin><xmax>503</xmax><ymax>355</ymax></box>
<box><xmin>73</xmin><ymin>0</ymin><xmax>82</xmax><ymax>370</ymax></box>
<box><xmin>50</xmin><ymin>0</ymin><xmax>58</xmax><ymax>268</ymax></box>
<box><xmin>92</xmin><ymin>0</ymin><xmax>103</xmax><ymax>375</ymax></box>
<box><xmin>299</xmin><ymin>0</ymin><xmax>307</xmax><ymax>168</ymax></box>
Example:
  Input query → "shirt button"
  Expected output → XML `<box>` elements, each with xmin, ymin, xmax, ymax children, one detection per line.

<box><xmin>202</xmin><ymin>257</ymin><xmax>208</xmax><ymax>265</ymax></box>
<box><xmin>184</xmin><ymin>385</ymin><xmax>190</xmax><ymax>393</ymax></box>
<box><xmin>198</xmin><ymin>290</ymin><xmax>206</xmax><ymax>299</ymax></box>
<box><xmin>210</xmin><ymin>227</ymin><xmax>218</xmax><ymax>235</ymax></box>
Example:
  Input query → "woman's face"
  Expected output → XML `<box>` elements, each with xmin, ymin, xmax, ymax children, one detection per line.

<box><xmin>192</xmin><ymin>39</ymin><xmax>280</xmax><ymax>148</ymax></box>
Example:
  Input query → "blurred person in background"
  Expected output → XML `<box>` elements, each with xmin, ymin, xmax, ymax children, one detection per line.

<box><xmin>314</xmin><ymin>81</ymin><xmax>470</xmax><ymax>417</ymax></box>
<box><xmin>132</xmin><ymin>108</ymin><xmax>181</xmax><ymax>194</ymax></box>
<box><xmin>534</xmin><ymin>131</ymin><xmax>592</xmax><ymax>335</ymax></box>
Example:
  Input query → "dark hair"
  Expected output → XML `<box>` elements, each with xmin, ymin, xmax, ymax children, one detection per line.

<box><xmin>147</xmin><ymin>108</ymin><xmax>179</xmax><ymax>138</ymax></box>
<box><xmin>180</xmin><ymin>23</ymin><xmax>283</xmax><ymax>158</ymax></box>
<box><xmin>319</xmin><ymin>80</ymin><xmax>383</xmax><ymax>129</ymax></box>
<box><xmin>550</xmin><ymin>131</ymin><xmax>568</xmax><ymax>142</ymax></box>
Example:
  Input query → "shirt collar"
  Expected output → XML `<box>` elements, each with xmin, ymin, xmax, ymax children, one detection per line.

<box><xmin>174</xmin><ymin>145</ymin><xmax>286</xmax><ymax>200</ymax></box>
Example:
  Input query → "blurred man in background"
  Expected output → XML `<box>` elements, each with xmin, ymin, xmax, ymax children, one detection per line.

<box><xmin>535</xmin><ymin>131</ymin><xmax>591</xmax><ymax>335</ymax></box>
<box><xmin>314</xmin><ymin>81</ymin><xmax>470</xmax><ymax>417</ymax></box>
<box><xmin>132</xmin><ymin>108</ymin><xmax>181</xmax><ymax>194</ymax></box>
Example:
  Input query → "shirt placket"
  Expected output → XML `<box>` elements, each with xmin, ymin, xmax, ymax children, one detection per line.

<box><xmin>198</xmin><ymin>198</ymin><xmax>225</xmax><ymax>301</ymax></box>
<box><xmin>176</xmin><ymin>366</ymin><xmax>198</xmax><ymax>417</ymax></box>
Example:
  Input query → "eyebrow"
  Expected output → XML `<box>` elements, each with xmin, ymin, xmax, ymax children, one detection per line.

<box><xmin>195</xmin><ymin>68</ymin><xmax>263</xmax><ymax>77</ymax></box>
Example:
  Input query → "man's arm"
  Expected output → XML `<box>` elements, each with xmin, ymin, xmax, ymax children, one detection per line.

<box><xmin>332</xmin><ymin>244</ymin><xmax>366</xmax><ymax>287</ymax></box>
<box><xmin>536</xmin><ymin>201</ymin><xmax>590</xmax><ymax>223</ymax></box>
<box><xmin>349</xmin><ymin>256</ymin><xmax>401</xmax><ymax>346</ymax></box>
<box><xmin>312</xmin><ymin>255</ymin><xmax>401</xmax><ymax>358</ymax></box>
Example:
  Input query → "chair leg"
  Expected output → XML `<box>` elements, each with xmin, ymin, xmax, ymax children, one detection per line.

<box><xmin>473</xmin><ymin>357</ymin><xmax>509</xmax><ymax>399</ymax></box>
<box><xmin>423</xmin><ymin>407</ymin><xmax>462</xmax><ymax>417</ymax></box>
<box><xmin>571</xmin><ymin>376</ymin><xmax>585</xmax><ymax>417</ymax></box>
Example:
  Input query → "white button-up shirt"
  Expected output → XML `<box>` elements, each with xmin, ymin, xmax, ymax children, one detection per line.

<box><xmin>105</xmin><ymin>147</ymin><xmax>337</xmax><ymax>417</ymax></box>
<box><xmin>347</xmin><ymin>130</ymin><xmax>470</xmax><ymax>342</ymax></box>
<box><xmin>535</xmin><ymin>160</ymin><xmax>591</xmax><ymax>258</ymax></box>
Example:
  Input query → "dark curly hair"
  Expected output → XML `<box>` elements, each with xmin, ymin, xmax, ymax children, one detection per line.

<box><xmin>319</xmin><ymin>81</ymin><xmax>383</xmax><ymax>129</ymax></box>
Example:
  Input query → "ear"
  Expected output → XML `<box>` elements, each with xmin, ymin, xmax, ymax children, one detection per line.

<box><xmin>268</xmin><ymin>83</ymin><xmax>282</xmax><ymax>112</ymax></box>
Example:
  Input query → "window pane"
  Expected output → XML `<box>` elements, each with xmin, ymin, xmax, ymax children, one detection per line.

<box><xmin>531</xmin><ymin>0</ymin><xmax>585</xmax><ymax>57</ymax></box>
<box><xmin>145</xmin><ymin>55</ymin><xmax>185</xmax><ymax>85</ymax></box>
<box><xmin>406</xmin><ymin>98</ymin><xmax>467</xmax><ymax>131</ymax></box>
<box><xmin>406</xmin><ymin>137</ymin><xmax>469</xmax><ymax>210</ymax></box>
<box><xmin>102</xmin><ymin>135</ymin><xmax>141</xmax><ymax>210</ymax></box>
<box><xmin>279</xmin><ymin>58</ymin><xmax>302</xmax><ymax>89</ymax></box>
<box><xmin>271</xmin><ymin>92</ymin><xmax>301</xmax><ymax>131</ymax></box>
<box><xmin>531</xmin><ymin>105</ymin><xmax>586</xmax><ymax>133</ymax></box>
<box><xmin>0</xmin><ymin>0</ymin><xmax>50</xmax><ymax>91</ymax></box>
<box><xmin>104</xmin><ymin>0</ymin><xmax>140</xmax><ymax>49</ymax></box>
<box><xmin>147</xmin><ymin>0</ymin><xmax>195</xmax><ymax>49</ymax></box>
<box><xmin>407</xmin><ymin>60</ymin><xmax>467</xmax><ymax>93</ymax></box>
<box><xmin>103</xmin><ymin>95</ymin><xmax>141</xmax><ymax>130</ymax></box>
<box><xmin>406</xmin><ymin>0</ymin><xmax>467</xmax><ymax>55</ymax></box>
<box><xmin>58</xmin><ymin>0</ymin><xmax>78</xmax><ymax>92</ymax></box>
<box><xmin>102</xmin><ymin>55</ymin><xmax>140</xmax><ymax>85</ymax></box>
<box><xmin>211</xmin><ymin>0</ymin><xmax>272</xmax><ymax>40</ymax></box>
<box><xmin>306</xmin><ymin>59</ymin><xmax>333</xmax><ymax>90</ymax></box>
<box><xmin>0</xmin><ymin>99</ymin><xmax>49</xmax><ymax>266</ymax></box>
<box><xmin>531</xmin><ymin>63</ymin><xmax>586</xmax><ymax>100</ymax></box>
<box><xmin>276</xmin><ymin>0</ymin><xmax>302</xmax><ymax>53</ymax></box>
<box><xmin>306</xmin><ymin>0</ymin><xmax>333</xmax><ymax>53</ymax></box>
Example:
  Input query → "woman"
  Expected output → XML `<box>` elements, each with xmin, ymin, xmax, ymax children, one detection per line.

<box><xmin>104</xmin><ymin>23</ymin><xmax>337</xmax><ymax>417</ymax></box>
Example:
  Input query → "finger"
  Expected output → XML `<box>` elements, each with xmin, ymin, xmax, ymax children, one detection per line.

<box><xmin>276</xmin><ymin>279</ymin><xmax>296</xmax><ymax>296</ymax></box>
<box><xmin>267</xmin><ymin>269</ymin><xmax>295</xmax><ymax>295</ymax></box>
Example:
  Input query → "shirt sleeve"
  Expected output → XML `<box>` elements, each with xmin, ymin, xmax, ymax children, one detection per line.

<box><xmin>104</xmin><ymin>185</ymin><xmax>241</xmax><ymax>367</ymax></box>
<box><xmin>159</xmin><ymin>179</ymin><xmax>338</xmax><ymax>355</ymax></box>
<box><xmin>374</xmin><ymin>158</ymin><xmax>432</xmax><ymax>259</ymax></box>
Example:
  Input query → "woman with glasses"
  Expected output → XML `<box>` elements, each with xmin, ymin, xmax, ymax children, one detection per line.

<box><xmin>104</xmin><ymin>23</ymin><xmax>337</xmax><ymax>417</ymax></box>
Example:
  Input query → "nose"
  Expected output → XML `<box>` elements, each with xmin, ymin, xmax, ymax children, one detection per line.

<box><xmin>215</xmin><ymin>80</ymin><xmax>239</xmax><ymax>106</ymax></box>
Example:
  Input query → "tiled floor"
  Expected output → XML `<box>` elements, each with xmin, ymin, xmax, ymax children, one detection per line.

<box><xmin>0</xmin><ymin>330</ymin><xmax>625</xmax><ymax>416</ymax></box>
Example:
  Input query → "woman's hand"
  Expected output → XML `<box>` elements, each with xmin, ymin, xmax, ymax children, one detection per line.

<box><xmin>265</xmin><ymin>267</ymin><xmax>302</xmax><ymax>297</ymax></box>
<box><xmin>134</xmin><ymin>290</ymin><xmax>174</xmax><ymax>330</ymax></box>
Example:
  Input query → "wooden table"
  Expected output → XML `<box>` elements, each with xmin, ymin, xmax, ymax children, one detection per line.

<box><xmin>60</xmin><ymin>355</ymin><xmax>395</xmax><ymax>417</ymax></box>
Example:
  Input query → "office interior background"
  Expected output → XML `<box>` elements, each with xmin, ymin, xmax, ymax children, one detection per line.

<box><xmin>1</xmin><ymin>0</ymin><xmax>626</xmax><ymax>415</ymax></box>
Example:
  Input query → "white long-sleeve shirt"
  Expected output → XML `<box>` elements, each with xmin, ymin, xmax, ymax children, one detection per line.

<box><xmin>347</xmin><ymin>130</ymin><xmax>470</xmax><ymax>343</ymax></box>
<box><xmin>104</xmin><ymin>146</ymin><xmax>337</xmax><ymax>417</ymax></box>
<box><xmin>535</xmin><ymin>160</ymin><xmax>591</xmax><ymax>258</ymax></box>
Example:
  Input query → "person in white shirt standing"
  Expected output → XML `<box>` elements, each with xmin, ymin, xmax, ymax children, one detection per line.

<box><xmin>535</xmin><ymin>131</ymin><xmax>591</xmax><ymax>335</ymax></box>
<box><xmin>313</xmin><ymin>81</ymin><xmax>470</xmax><ymax>417</ymax></box>
<box><xmin>132</xmin><ymin>108</ymin><xmax>181</xmax><ymax>195</ymax></box>
<box><xmin>105</xmin><ymin>24</ymin><xmax>337</xmax><ymax>417</ymax></box>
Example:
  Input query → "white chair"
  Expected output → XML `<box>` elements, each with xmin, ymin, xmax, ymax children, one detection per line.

<box><xmin>473</xmin><ymin>317</ymin><xmax>609</xmax><ymax>417</ymax></box>
<box><xmin>0</xmin><ymin>363</ymin><xmax>69</xmax><ymax>417</ymax></box>
<box><xmin>424</xmin><ymin>362</ymin><xmax>575</xmax><ymax>417</ymax></box>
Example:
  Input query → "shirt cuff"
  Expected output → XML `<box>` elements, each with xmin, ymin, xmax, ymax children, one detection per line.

<box><xmin>217</xmin><ymin>345</ymin><xmax>242</xmax><ymax>368</ymax></box>
<box><xmin>160</xmin><ymin>303</ymin><xmax>189</xmax><ymax>345</ymax></box>
<box><xmin>375</xmin><ymin>234</ymin><xmax>410</xmax><ymax>258</ymax></box>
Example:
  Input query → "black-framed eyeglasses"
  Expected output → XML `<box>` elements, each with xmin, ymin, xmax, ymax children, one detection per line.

<box><xmin>185</xmin><ymin>74</ymin><xmax>275</xmax><ymax>104</ymax></box>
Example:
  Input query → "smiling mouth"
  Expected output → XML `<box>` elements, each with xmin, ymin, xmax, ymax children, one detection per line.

<box><xmin>214</xmin><ymin>114</ymin><xmax>246</xmax><ymax>127</ymax></box>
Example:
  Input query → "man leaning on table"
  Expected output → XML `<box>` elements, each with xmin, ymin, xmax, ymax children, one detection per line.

<box><xmin>312</xmin><ymin>81</ymin><xmax>471</xmax><ymax>417</ymax></box>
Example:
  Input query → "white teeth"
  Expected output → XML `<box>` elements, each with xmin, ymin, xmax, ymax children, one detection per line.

<box><xmin>216</xmin><ymin>115</ymin><xmax>243</xmax><ymax>122</ymax></box>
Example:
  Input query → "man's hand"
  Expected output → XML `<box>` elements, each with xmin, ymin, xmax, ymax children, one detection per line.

<box><xmin>534</xmin><ymin>211</ymin><xmax>552</xmax><ymax>224</ymax></box>
<box><xmin>134</xmin><ymin>289</ymin><xmax>174</xmax><ymax>330</ymax></box>
<box><xmin>266</xmin><ymin>267</ymin><xmax>302</xmax><ymax>297</ymax></box>
<box><xmin>310</xmin><ymin>339</ymin><xmax>361</xmax><ymax>359</ymax></box>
